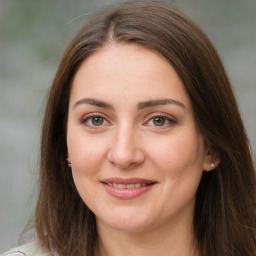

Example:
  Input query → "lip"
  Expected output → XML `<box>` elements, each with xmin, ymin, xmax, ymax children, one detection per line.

<box><xmin>102</xmin><ymin>177</ymin><xmax>155</xmax><ymax>184</ymax></box>
<box><xmin>101</xmin><ymin>177</ymin><xmax>157</xmax><ymax>199</ymax></box>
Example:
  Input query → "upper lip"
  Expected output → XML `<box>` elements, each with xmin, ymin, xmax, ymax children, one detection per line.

<box><xmin>101</xmin><ymin>177</ymin><xmax>157</xmax><ymax>185</ymax></box>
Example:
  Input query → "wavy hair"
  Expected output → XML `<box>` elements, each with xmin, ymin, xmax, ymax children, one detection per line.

<box><xmin>34</xmin><ymin>1</ymin><xmax>256</xmax><ymax>255</ymax></box>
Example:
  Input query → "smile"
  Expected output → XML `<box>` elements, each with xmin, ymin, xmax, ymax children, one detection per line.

<box><xmin>106</xmin><ymin>183</ymin><xmax>148</xmax><ymax>189</ymax></box>
<box><xmin>101</xmin><ymin>178</ymin><xmax>157</xmax><ymax>199</ymax></box>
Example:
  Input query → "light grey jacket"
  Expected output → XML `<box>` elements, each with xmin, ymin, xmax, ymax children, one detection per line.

<box><xmin>2</xmin><ymin>242</ymin><xmax>53</xmax><ymax>256</ymax></box>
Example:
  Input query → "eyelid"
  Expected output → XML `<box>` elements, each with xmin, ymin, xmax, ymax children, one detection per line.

<box><xmin>80</xmin><ymin>112</ymin><xmax>111</xmax><ymax>127</ymax></box>
<box><xmin>79</xmin><ymin>112</ymin><xmax>176</xmax><ymax>128</ymax></box>
<box><xmin>144</xmin><ymin>112</ymin><xmax>177</xmax><ymax>126</ymax></box>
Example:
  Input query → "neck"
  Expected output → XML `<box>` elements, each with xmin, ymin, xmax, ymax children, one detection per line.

<box><xmin>95</xmin><ymin>217</ymin><xmax>199</xmax><ymax>256</ymax></box>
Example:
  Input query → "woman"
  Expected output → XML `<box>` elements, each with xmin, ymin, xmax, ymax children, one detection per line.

<box><xmin>3</xmin><ymin>1</ymin><xmax>256</xmax><ymax>256</ymax></box>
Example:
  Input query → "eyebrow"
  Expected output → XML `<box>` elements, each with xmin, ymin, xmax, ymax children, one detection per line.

<box><xmin>137</xmin><ymin>99</ymin><xmax>185</xmax><ymax>109</ymax></box>
<box><xmin>73</xmin><ymin>98</ymin><xmax>114</xmax><ymax>110</ymax></box>
<box><xmin>72</xmin><ymin>98</ymin><xmax>185</xmax><ymax>110</ymax></box>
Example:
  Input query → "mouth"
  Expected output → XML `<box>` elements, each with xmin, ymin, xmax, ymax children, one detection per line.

<box><xmin>102</xmin><ymin>182</ymin><xmax>155</xmax><ymax>189</ymax></box>
<box><xmin>101</xmin><ymin>178</ymin><xmax>157</xmax><ymax>199</ymax></box>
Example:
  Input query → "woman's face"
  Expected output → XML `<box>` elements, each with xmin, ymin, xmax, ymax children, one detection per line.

<box><xmin>67</xmin><ymin>44</ymin><xmax>213</xmax><ymax>233</ymax></box>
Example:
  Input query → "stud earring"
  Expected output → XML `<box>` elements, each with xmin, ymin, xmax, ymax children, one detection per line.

<box><xmin>210</xmin><ymin>162</ymin><xmax>215</xmax><ymax>168</ymax></box>
<box><xmin>66</xmin><ymin>159</ymin><xmax>71</xmax><ymax>167</ymax></box>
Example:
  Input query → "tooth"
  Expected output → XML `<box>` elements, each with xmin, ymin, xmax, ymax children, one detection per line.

<box><xmin>127</xmin><ymin>184</ymin><xmax>135</xmax><ymax>189</ymax></box>
<box><xmin>107</xmin><ymin>182</ymin><xmax>148</xmax><ymax>189</ymax></box>
<box><xmin>117</xmin><ymin>184</ymin><xmax>126</xmax><ymax>189</ymax></box>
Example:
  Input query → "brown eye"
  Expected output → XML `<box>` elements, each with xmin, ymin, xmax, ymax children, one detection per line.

<box><xmin>145</xmin><ymin>114</ymin><xmax>176</xmax><ymax>128</ymax></box>
<box><xmin>91</xmin><ymin>116</ymin><xmax>104</xmax><ymax>126</ymax></box>
<box><xmin>153</xmin><ymin>117</ymin><xmax>166</xmax><ymax>126</ymax></box>
<box><xmin>81</xmin><ymin>115</ymin><xmax>107</xmax><ymax>127</ymax></box>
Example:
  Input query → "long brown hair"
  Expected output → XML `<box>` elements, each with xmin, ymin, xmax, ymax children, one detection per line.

<box><xmin>35</xmin><ymin>1</ymin><xmax>256</xmax><ymax>255</ymax></box>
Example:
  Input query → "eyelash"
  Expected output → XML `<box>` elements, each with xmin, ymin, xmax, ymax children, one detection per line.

<box><xmin>80</xmin><ymin>113</ymin><xmax>109</xmax><ymax>127</ymax></box>
<box><xmin>144</xmin><ymin>113</ymin><xmax>177</xmax><ymax>127</ymax></box>
<box><xmin>80</xmin><ymin>113</ymin><xmax>176</xmax><ymax>128</ymax></box>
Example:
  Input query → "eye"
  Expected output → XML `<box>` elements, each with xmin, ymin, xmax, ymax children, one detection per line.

<box><xmin>145</xmin><ymin>114</ymin><xmax>176</xmax><ymax>127</ymax></box>
<box><xmin>152</xmin><ymin>116</ymin><xmax>166</xmax><ymax>126</ymax></box>
<box><xmin>81</xmin><ymin>115</ymin><xmax>108</xmax><ymax>127</ymax></box>
<box><xmin>90</xmin><ymin>116</ymin><xmax>104</xmax><ymax>126</ymax></box>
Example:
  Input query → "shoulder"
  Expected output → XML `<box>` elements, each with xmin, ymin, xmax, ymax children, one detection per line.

<box><xmin>2</xmin><ymin>241</ymin><xmax>54</xmax><ymax>256</ymax></box>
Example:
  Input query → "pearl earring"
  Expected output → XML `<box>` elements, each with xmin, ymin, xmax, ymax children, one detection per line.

<box><xmin>210</xmin><ymin>163</ymin><xmax>215</xmax><ymax>168</ymax></box>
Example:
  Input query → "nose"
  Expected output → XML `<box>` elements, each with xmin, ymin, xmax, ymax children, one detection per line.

<box><xmin>107</xmin><ymin>125</ymin><xmax>145</xmax><ymax>169</ymax></box>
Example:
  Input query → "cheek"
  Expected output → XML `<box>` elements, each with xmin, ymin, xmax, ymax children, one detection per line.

<box><xmin>68</xmin><ymin>137</ymin><xmax>105</xmax><ymax>203</ymax></box>
<box><xmin>67</xmin><ymin>133</ymin><xmax>107</xmax><ymax>176</ymax></box>
<box><xmin>149</xmin><ymin>131</ymin><xmax>205</xmax><ymax>176</ymax></box>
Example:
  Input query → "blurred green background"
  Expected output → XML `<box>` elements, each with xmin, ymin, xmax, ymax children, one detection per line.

<box><xmin>0</xmin><ymin>0</ymin><xmax>255</xmax><ymax>252</ymax></box>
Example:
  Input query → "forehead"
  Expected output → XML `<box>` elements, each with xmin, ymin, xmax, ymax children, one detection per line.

<box><xmin>70</xmin><ymin>44</ymin><xmax>191</xmax><ymax>109</ymax></box>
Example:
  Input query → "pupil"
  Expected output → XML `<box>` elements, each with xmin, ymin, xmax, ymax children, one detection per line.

<box><xmin>92</xmin><ymin>117</ymin><xmax>103</xmax><ymax>126</ymax></box>
<box><xmin>153</xmin><ymin>117</ymin><xmax>165</xmax><ymax>126</ymax></box>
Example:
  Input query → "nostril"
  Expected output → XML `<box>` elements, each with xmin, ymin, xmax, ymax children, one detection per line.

<box><xmin>107</xmin><ymin>136</ymin><xmax>145</xmax><ymax>169</ymax></box>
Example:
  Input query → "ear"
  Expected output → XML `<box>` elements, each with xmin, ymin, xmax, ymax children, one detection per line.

<box><xmin>203</xmin><ymin>145</ymin><xmax>221</xmax><ymax>172</ymax></box>
<box><xmin>66</xmin><ymin>150</ymin><xmax>72</xmax><ymax>166</ymax></box>
<box><xmin>66</xmin><ymin>151</ymin><xmax>72</xmax><ymax>167</ymax></box>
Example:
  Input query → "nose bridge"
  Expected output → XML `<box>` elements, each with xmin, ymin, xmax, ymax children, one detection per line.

<box><xmin>108</xmin><ymin>121</ymin><xmax>144</xmax><ymax>168</ymax></box>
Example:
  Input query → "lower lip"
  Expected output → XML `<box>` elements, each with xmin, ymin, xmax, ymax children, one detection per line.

<box><xmin>102</xmin><ymin>183</ymin><xmax>156</xmax><ymax>199</ymax></box>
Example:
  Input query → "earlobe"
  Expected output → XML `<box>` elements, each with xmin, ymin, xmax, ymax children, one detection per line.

<box><xmin>66</xmin><ymin>150</ymin><xmax>71</xmax><ymax>167</ymax></box>
<box><xmin>66</xmin><ymin>159</ymin><xmax>72</xmax><ymax>167</ymax></box>
<box><xmin>203</xmin><ymin>146</ymin><xmax>221</xmax><ymax>172</ymax></box>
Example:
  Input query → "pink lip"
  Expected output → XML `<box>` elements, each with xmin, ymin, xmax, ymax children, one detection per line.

<box><xmin>101</xmin><ymin>177</ymin><xmax>157</xmax><ymax>199</ymax></box>
<box><xmin>102</xmin><ymin>177</ymin><xmax>155</xmax><ymax>184</ymax></box>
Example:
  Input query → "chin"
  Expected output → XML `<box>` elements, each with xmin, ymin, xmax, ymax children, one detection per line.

<box><xmin>97</xmin><ymin>211</ymin><xmax>158</xmax><ymax>233</ymax></box>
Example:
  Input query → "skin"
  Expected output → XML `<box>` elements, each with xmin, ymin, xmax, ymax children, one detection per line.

<box><xmin>67</xmin><ymin>44</ymin><xmax>215</xmax><ymax>256</ymax></box>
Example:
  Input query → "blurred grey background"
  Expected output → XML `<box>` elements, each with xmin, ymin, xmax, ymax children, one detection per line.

<box><xmin>0</xmin><ymin>0</ymin><xmax>255</xmax><ymax>252</ymax></box>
